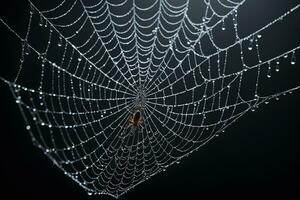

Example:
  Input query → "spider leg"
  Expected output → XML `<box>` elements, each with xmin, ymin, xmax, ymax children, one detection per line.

<box><xmin>140</xmin><ymin>125</ymin><xmax>144</xmax><ymax>130</ymax></box>
<box><xmin>137</xmin><ymin>125</ymin><xmax>144</xmax><ymax>133</ymax></box>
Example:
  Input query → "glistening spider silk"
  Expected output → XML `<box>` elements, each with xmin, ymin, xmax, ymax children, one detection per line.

<box><xmin>0</xmin><ymin>0</ymin><xmax>299</xmax><ymax>198</ymax></box>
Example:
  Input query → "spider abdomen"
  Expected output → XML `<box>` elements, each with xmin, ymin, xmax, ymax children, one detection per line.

<box><xmin>133</xmin><ymin>111</ymin><xmax>141</xmax><ymax>126</ymax></box>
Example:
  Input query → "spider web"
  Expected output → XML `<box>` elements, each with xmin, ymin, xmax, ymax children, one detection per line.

<box><xmin>0</xmin><ymin>0</ymin><xmax>300</xmax><ymax>198</ymax></box>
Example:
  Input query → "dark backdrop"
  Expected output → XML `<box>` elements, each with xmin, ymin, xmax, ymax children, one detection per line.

<box><xmin>0</xmin><ymin>0</ymin><xmax>300</xmax><ymax>199</ymax></box>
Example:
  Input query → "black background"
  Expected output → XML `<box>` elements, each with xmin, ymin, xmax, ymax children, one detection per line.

<box><xmin>0</xmin><ymin>0</ymin><xmax>300</xmax><ymax>199</ymax></box>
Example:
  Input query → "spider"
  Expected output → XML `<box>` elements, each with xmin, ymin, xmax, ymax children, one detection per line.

<box><xmin>127</xmin><ymin>106</ymin><xmax>144</xmax><ymax>134</ymax></box>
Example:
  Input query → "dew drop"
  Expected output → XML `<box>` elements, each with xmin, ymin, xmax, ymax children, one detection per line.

<box><xmin>58</xmin><ymin>36</ymin><xmax>62</xmax><ymax>47</ymax></box>
<box><xmin>267</xmin><ymin>64</ymin><xmax>272</xmax><ymax>78</ymax></box>
<box><xmin>221</xmin><ymin>19</ymin><xmax>226</xmax><ymax>30</ymax></box>
<box><xmin>39</xmin><ymin>16</ymin><xmax>44</xmax><ymax>26</ymax></box>
<box><xmin>275</xmin><ymin>60</ymin><xmax>280</xmax><ymax>72</ymax></box>
<box><xmin>291</xmin><ymin>51</ymin><xmax>296</xmax><ymax>65</ymax></box>
<box><xmin>248</xmin><ymin>44</ymin><xmax>253</xmax><ymax>51</ymax></box>
<box><xmin>25</xmin><ymin>44</ymin><xmax>31</xmax><ymax>55</ymax></box>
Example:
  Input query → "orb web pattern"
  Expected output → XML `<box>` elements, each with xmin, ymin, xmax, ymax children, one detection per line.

<box><xmin>0</xmin><ymin>0</ymin><xmax>300</xmax><ymax>198</ymax></box>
